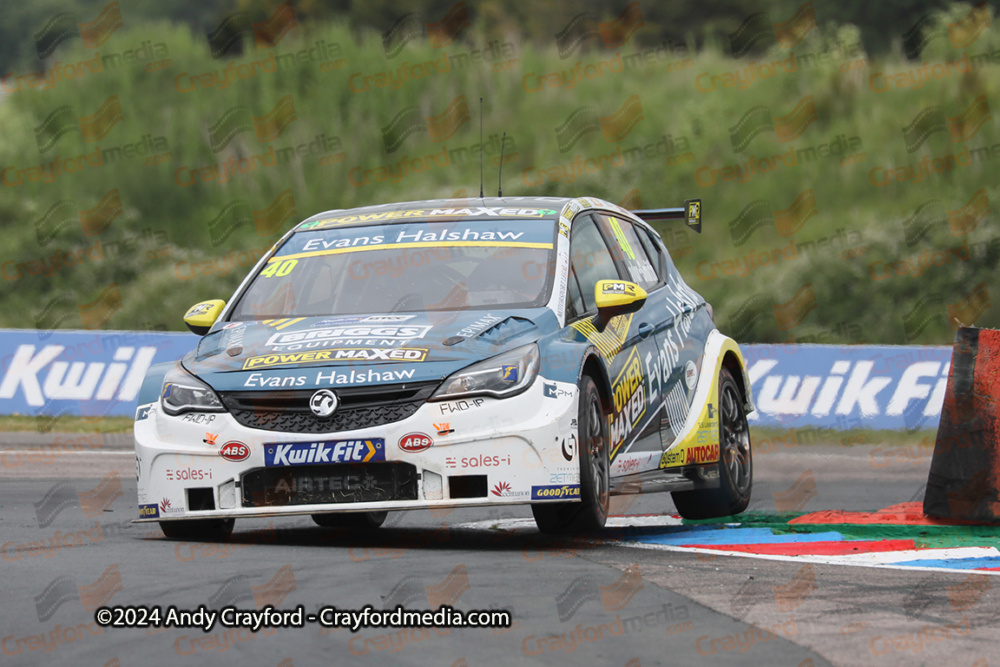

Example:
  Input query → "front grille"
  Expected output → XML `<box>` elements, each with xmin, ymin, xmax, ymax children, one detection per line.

<box><xmin>241</xmin><ymin>462</ymin><xmax>418</xmax><ymax>507</ymax></box>
<box><xmin>219</xmin><ymin>381</ymin><xmax>439</xmax><ymax>433</ymax></box>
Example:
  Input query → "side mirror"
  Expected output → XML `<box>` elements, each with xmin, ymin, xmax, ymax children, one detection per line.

<box><xmin>183</xmin><ymin>300</ymin><xmax>226</xmax><ymax>336</ymax></box>
<box><xmin>594</xmin><ymin>280</ymin><xmax>647</xmax><ymax>329</ymax></box>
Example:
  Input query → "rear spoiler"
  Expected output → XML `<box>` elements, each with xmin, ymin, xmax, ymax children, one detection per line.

<box><xmin>632</xmin><ymin>199</ymin><xmax>701</xmax><ymax>233</ymax></box>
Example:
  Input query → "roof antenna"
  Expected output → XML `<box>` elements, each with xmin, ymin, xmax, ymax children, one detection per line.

<box><xmin>497</xmin><ymin>132</ymin><xmax>506</xmax><ymax>198</ymax></box>
<box><xmin>479</xmin><ymin>97</ymin><xmax>484</xmax><ymax>199</ymax></box>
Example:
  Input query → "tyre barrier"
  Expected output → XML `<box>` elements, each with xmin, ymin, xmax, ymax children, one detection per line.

<box><xmin>923</xmin><ymin>327</ymin><xmax>1000</xmax><ymax>522</ymax></box>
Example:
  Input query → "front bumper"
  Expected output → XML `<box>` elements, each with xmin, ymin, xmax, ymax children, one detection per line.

<box><xmin>134</xmin><ymin>377</ymin><xmax>581</xmax><ymax>522</ymax></box>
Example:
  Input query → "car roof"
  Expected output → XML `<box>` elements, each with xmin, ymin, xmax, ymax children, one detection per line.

<box><xmin>295</xmin><ymin>197</ymin><xmax>570</xmax><ymax>230</ymax></box>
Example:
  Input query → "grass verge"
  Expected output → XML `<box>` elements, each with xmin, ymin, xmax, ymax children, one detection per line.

<box><xmin>0</xmin><ymin>415</ymin><xmax>134</xmax><ymax>433</ymax></box>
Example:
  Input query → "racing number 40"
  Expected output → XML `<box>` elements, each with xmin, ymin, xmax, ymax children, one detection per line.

<box><xmin>261</xmin><ymin>259</ymin><xmax>298</xmax><ymax>278</ymax></box>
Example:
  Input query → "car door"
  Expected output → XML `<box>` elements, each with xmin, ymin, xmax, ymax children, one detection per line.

<box><xmin>567</xmin><ymin>213</ymin><xmax>662</xmax><ymax>475</ymax></box>
<box><xmin>628</xmin><ymin>219</ymin><xmax>711</xmax><ymax>451</ymax></box>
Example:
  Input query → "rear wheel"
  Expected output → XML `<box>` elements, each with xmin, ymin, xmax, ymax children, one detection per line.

<box><xmin>672</xmin><ymin>366</ymin><xmax>753</xmax><ymax>520</ymax></box>
<box><xmin>311</xmin><ymin>511</ymin><xmax>388</xmax><ymax>529</ymax></box>
<box><xmin>532</xmin><ymin>375</ymin><xmax>609</xmax><ymax>534</ymax></box>
<box><xmin>159</xmin><ymin>518</ymin><xmax>235</xmax><ymax>541</ymax></box>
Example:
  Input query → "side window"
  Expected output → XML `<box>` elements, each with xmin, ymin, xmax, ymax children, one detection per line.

<box><xmin>596</xmin><ymin>213</ymin><xmax>659</xmax><ymax>290</ymax></box>
<box><xmin>570</xmin><ymin>215</ymin><xmax>621</xmax><ymax>313</ymax></box>
<box><xmin>634</xmin><ymin>225</ymin><xmax>667</xmax><ymax>285</ymax></box>
<box><xmin>566</xmin><ymin>265</ymin><xmax>585</xmax><ymax>320</ymax></box>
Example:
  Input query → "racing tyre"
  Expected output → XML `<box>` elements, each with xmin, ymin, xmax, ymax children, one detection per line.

<box><xmin>532</xmin><ymin>375</ymin><xmax>610</xmax><ymax>534</ymax></box>
<box><xmin>159</xmin><ymin>518</ymin><xmax>235</xmax><ymax>541</ymax></box>
<box><xmin>311</xmin><ymin>511</ymin><xmax>388</xmax><ymax>529</ymax></box>
<box><xmin>671</xmin><ymin>367</ymin><xmax>753</xmax><ymax>520</ymax></box>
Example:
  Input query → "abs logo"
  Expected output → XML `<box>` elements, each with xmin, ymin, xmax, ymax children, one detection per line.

<box><xmin>531</xmin><ymin>484</ymin><xmax>581</xmax><ymax>500</ymax></box>
<box><xmin>398</xmin><ymin>432</ymin><xmax>433</xmax><ymax>453</ymax></box>
<box><xmin>219</xmin><ymin>441</ymin><xmax>250</xmax><ymax>462</ymax></box>
<box><xmin>265</xmin><ymin>439</ymin><xmax>385</xmax><ymax>466</ymax></box>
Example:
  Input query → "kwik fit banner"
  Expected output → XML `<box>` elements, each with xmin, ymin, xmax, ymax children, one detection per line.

<box><xmin>0</xmin><ymin>329</ymin><xmax>199</xmax><ymax>417</ymax></box>
<box><xmin>0</xmin><ymin>329</ymin><xmax>953</xmax><ymax>429</ymax></box>
<box><xmin>744</xmin><ymin>344</ymin><xmax>952</xmax><ymax>431</ymax></box>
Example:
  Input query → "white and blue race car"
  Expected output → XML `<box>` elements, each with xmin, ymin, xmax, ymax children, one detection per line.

<box><xmin>134</xmin><ymin>196</ymin><xmax>754</xmax><ymax>538</ymax></box>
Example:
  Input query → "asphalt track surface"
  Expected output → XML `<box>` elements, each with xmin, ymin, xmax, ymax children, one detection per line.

<box><xmin>1</xmin><ymin>434</ymin><xmax>997</xmax><ymax>666</ymax></box>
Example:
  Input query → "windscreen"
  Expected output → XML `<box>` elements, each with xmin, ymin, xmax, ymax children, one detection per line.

<box><xmin>229</xmin><ymin>219</ymin><xmax>557</xmax><ymax>319</ymax></box>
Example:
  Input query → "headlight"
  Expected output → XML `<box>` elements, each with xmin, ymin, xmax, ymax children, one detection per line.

<box><xmin>160</xmin><ymin>364</ymin><xmax>224</xmax><ymax>416</ymax></box>
<box><xmin>431</xmin><ymin>344</ymin><xmax>540</xmax><ymax>400</ymax></box>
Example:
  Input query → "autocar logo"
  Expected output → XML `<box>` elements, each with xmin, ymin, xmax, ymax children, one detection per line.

<box><xmin>309</xmin><ymin>389</ymin><xmax>339</xmax><ymax>417</ymax></box>
<box><xmin>398</xmin><ymin>432</ymin><xmax>433</xmax><ymax>453</ymax></box>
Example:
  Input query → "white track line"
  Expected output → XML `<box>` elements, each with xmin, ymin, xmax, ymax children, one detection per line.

<box><xmin>619</xmin><ymin>542</ymin><xmax>1000</xmax><ymax>577</ymax></box>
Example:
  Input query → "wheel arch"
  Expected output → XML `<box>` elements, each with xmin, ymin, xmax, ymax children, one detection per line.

<box><xmin>579</xmin><ymin>350</ymin><xmax>613</xmax><ymax>416</ymax></box>
<box><xmin>721</xmin><ymin>349</ymin><xmax>753</xmax><ymax>413</ymax></box>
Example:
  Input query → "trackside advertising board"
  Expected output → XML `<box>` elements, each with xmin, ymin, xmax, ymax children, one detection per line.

<box><xmin>0</xmin><ymin>330</ymin><xmax>198</xmax><ymax>418</ymax></box>
<box><xmin>743</xmin><ymin>344</ymin><xmax>952</xmax><ymax>431</ymax></box>
<box><xmin>0</xmin><ymin>329</ymin><xmax>952</xmax><ymax>429</ymax></box>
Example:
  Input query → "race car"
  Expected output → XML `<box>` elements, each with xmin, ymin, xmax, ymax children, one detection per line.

<box><xmin>133</xmin><ymin>196</ymin><xmax>754</xmax><ymax>538</ymax></box>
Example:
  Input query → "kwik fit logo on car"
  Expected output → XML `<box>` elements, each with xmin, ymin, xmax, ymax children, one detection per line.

<box><xmin>265</xmin><ymin>439</ymin><xmax>385</xmax><ymax>466</ymax></box>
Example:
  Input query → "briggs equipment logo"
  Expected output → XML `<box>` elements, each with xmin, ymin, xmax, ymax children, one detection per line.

<box><xmin>554</xmin><ymin>94</ymin><xmax>643</xmax><ymax>153</ymax></box>
<box><xmin>382</xmin><ymin>95</ymin><xmax>470</xmax><ymax>153</ymax></box>
<box><xmin>267</xmin><ymin>325</ymin><xmax>433</xmax><ymax>347</ymax></box>
<box><xmin>264</xmin><ymin>440</ymin><xmax>386</xmax><ymax>466</ymax></box>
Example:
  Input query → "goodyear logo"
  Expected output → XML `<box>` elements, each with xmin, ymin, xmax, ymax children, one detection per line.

<box><xmin>138</xmin><ymin>503</ymin><xmax>159</xmax><ymax>518</ymax></box>
<box><xmin>265</xmin><ymin>440</ymin><xmax>385</xmax><ymax>466</ymax></box>
<box><xmin>531</xmin><ymin>484</ymin><xmax>581</xmax><ymax>500</ymax></box>
<box><xmin>243</xmin><ymin>348</ymin><xmax>427</xmax><ymax>369</ymax></box>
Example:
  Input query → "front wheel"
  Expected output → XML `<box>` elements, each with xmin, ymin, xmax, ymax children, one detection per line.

<box><xmin>159</xmin><ymin>518</ymin><xmax>235</xmax><ymax>541</ymax></box>
<box><xmin>671</xmin><ymin>366</ymin><xmax>753</xmax><ymax>520</ymax></box>
<box><xmin>532</xmin><ymin>375</ymin><xmax>610</xmax><ymax>534</ymax></box>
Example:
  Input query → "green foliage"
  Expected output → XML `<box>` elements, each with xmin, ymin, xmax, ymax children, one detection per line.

<box><xmin>0</xmin><ymin>8</ymin><xmax>998</xmax><ymax>343</ymax></box>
